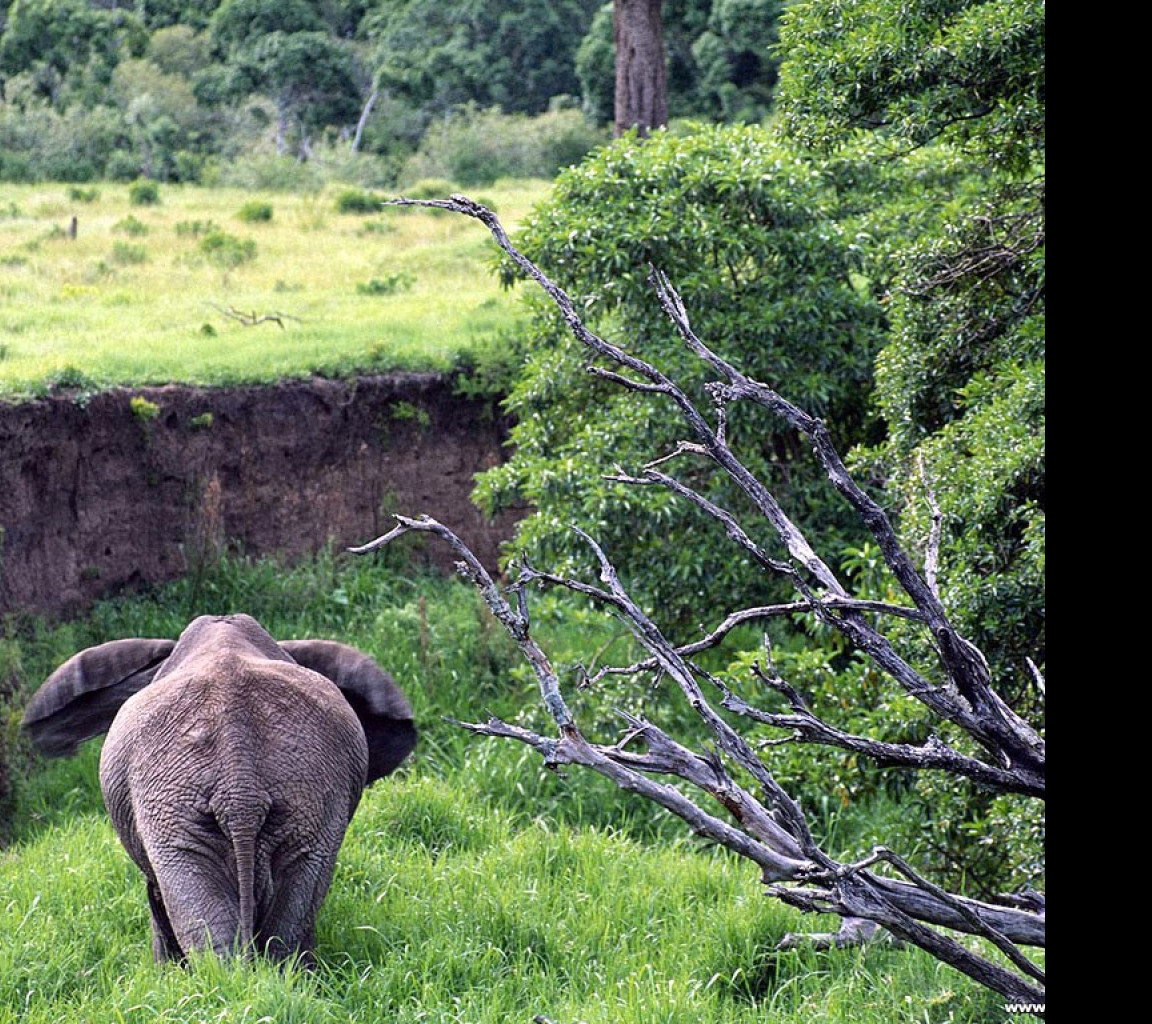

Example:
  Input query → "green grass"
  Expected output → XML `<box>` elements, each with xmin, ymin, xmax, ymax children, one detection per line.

<box><xmin>0</xmin><ymin>181</ymin><xmax>548</xmax><ymax>399</ymax></box>
<box><xmin>0</xmin><ymin>555</ymin><xmax>1030</xmax><ymax>1023</ymax></box>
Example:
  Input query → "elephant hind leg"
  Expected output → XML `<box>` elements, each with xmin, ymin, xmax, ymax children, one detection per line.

<box><xmin>146</xmin><ymin>877</ymin><xmax>184</xmax><ymax>963</ymax></box>
<box><xmin>255</xmin><ymin>848</ymin><xmax>339</xmax><ymax>965</ymax></box>
<box><xmin>152</xmin><ymin>855</ymin><xmax>243</xmax><ymax>959</ymax></box>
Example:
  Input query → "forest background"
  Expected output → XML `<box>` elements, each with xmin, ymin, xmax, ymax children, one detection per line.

<box><xmin>0</xmin><ymin>0</ymin><xmax>785</xmax><ymax>185</ymax></box>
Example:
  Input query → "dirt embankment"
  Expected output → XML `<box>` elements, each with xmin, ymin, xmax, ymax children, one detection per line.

<box><xmin>0</xmin><ymin>374</ymin><xmax>522</xmax><ymax>619</ymax></box>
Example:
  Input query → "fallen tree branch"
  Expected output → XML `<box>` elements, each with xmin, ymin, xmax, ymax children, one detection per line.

<box><xmin>208</xmin><ymin>303</ymin><xmax>301</xmax><ymax>329</ymax></box>
<box><xmin>359</xmin><ymin>196</ymin><xmax>1046</xmax><ymax>1012</ymax></box>
<box><xmin>352</xmin><ymin>515</ymin><xmax>1045</xmax><ymax>1007</ymax></box>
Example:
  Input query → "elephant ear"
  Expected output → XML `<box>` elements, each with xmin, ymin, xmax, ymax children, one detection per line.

<box><xmin>21</xmin><ymin>638</ymin><xmax>176</xmax><ymax>758</ymax></box>
<box><xmin>282</xmin><ymin>640</ymin><xmax>417</xmax><ymax>784</ymax></box>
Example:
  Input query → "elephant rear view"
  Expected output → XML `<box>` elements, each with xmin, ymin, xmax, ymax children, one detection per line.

<box><xmin>21</xmin><ymin>613</ymin><xmax>417</xmax><ymax>965</ymax></box>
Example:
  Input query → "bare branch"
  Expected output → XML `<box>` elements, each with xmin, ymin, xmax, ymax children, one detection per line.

<box><xmin>776</xmin><ymin>916</ymin><xmax>892</xmax><ymax>951</ymax></box>
<box><xmin>586</xmin><ymin>597</ymin><xmax>924</xmax><ymax>688</ymax></box>
<box><xmin>918</xmin><ymin>452</ymin><xmax>944</xmax><ymax>599</ymax></box>
<box><xmin>359</xmin><ymin>198</ymin><xmax>1045</xmax><ymax>1010</ymax></box>
<box><xmin>1027</xmin><ymin>657</ymin><xmax>1046</xmax><ymax>697</ymax></box>
<box><xmin>208</xmin><ymin>303</ymin><xmax>300</xmax><ymax>329</ymax></box>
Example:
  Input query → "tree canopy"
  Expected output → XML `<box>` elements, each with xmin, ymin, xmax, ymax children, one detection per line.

<box><xmin>0</xmin><ymin>0</ymin><xmax>793</xmax><ymax>182</ymax></box>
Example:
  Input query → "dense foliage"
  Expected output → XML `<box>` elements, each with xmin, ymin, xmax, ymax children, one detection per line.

<box><xmin>476</xmin><ymin>123</ymin><xmax>886</xmax><ymax>621</ymax></box>
<box><xmin>775</xmin><ymin>0</ymin><xmax>1045</xmax><ymax>888</ymax></box>
<box><xmin>480</xmin><ymin>0</ymin><xmax>1044</xmax><ymax>892</ymax></box>
<box><xmin>0</xmin><ymin>0</ymin><xmax>789</xmax><ymax>184</ymax></box>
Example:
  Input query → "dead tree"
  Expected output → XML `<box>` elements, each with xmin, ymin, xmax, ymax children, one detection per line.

<box><xmin>354</xmin><ymin>196</ymin><xmax>1046</xmax><ymax>1014</ymax></box>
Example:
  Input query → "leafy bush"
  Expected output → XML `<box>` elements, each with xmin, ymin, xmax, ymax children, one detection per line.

<box><xmin>198</xmin><ymin>229</ymin><xmax>256</xmax><ymax>269</ymax></box>
<box><xmin>112</xmin><ymin>215</ymin><xmax>149</xmax><ymax>236</ymax></box>
<box><xmin>335</xmin><ymin>189</ymin><xmax>383</xmax><ymax>214</ymax></box>
<box><xmin>356</xmin><ymin>273</ymin><xmax>414</xmax><ymax>296</ymax></box>
<box><xmin>66</xmin><ymin>186</ymin><xmax>100</xmax><ymax>203</ymax></box>
<box><xmin>0</xmin><ymin>101</ymin><xmax>124</xmax><ymax>183</ymax></box>
<box><xmin>236</xmin><ymin>200</ymin><xmax>273</xmax><ymax>223</ymax></box>
<box><xmin>127</xmin><ymin>179</ymin><xmax>161</xmax><ymax>205</ymax></box>
<box><xmin>477</xmin><ymin>123</ymin><xmax>885</xmax><ymax>622</ymax></box>
<box><xmin>129</xmin><ymin>396</ymin><xmax>161</xmax><ymax>422</ymax></box>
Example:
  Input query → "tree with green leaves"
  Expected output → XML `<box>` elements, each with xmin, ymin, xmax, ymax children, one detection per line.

<box><xmin>208</xmin><ymin>0</ymin><xmax>364</xmax><ymax>156</ymax></box>
<box><xmin>365</xmin><ymin>0</ymin><xmax>601</xmax><ymax>120</ymax></box>
<box><xmin>0</xmin><ymin>0</ymin><xmax>145</xmax><ymax>104</ymax></box>
<box><xmin>773</xmin><ymin>0</ymin><xmax>1045</xmax><ymax>890</ymax></box>
<box><xmin>476</xmin><ymin>123</ymin><xmax>885</xmax><ymax>622</ymax></box>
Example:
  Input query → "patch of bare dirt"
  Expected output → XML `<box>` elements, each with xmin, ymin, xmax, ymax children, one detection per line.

<box><xmin>0</xmin><ymin>374</ymin><xmax>523</xmax><ymax>619</ymax></box>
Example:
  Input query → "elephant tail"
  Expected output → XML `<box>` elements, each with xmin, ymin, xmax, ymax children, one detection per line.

<box><xmin>213</xmin><ymin>796</ymin><xmax>269</xmax><ymax>957</ymax></box>
<box><xmin>232</xmin><ymin>824</ymin><xmax>259</xmax><ymax>955</ymax></box>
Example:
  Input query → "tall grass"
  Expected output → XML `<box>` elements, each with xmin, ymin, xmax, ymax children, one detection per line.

<box><xmin>0</xmin><ymin>555</ymin><xmax>1028</xmax><ymax>1023</ymax></box>
<box><xmin>0</xmin><ymin>180</ymin><xmax>549</xmax><ymax>399</ymax></box>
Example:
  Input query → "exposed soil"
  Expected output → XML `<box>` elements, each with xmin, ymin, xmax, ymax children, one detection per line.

<box><xmin>0</xmin><ymin>374</ymin><xmax>523</xmax><ymax>619</ymax></box>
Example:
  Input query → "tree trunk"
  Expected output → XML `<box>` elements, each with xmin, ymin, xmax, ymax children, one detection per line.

<box><xmin>275</xmin><ymin>95</ymin><xmax>290</xmax><ymax>156</ymax></box>
<box><xmin>351</xmin><ymin>88</ymin><xmax>379</xmax><ymax>152</ymax></box>
<box><xmin>614</xmin><ymin>0</ymin><xmax>668</xmax><ymax>137</ymax></box>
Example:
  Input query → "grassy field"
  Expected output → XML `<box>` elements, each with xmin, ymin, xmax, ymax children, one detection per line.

<box><xmin>0</xmin><ymin>555</ymin><xmax>1031</xmax><ymax>1023</ymax></box>
<box><xmin>0</xmin><ymin>180</ymin><xmax>549</xmax><ymax>398</ymax></box>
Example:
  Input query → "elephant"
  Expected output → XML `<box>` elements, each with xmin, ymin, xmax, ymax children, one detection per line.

<box><xmin>21</xmin><ymin>613</ymin><xmax>417</xmax><ymax>965</ymax></box>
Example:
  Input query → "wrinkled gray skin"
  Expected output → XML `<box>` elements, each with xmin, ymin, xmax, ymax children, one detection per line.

<box><xmin>21</xmin><ymin>614</ymin><xmax>417</xmax><ymax>965</ymax></box>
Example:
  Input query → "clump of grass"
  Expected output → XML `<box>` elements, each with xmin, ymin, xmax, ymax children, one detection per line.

<box><xmin>403</xmin><ymin>177</ymin><xmax>458</xmax><ymax>200</ymax></box>
<box><xmin>112</xmin><ymin>216</ymin><xmax>148</xmax><ymax>237</ymax></box>
<box><xmin>110</xmin><ymin>241</ymin><xmax>147</xmax><ymax>265</ymax></box>
<box><xmin>356</xmin><ymin>273</ymin><xmax>414</xmax><ymax>297</ymax></box>
<box><xmin>175</xmin><ymin>218</ymin><xmax>219</xmax><ymax>237</ymax></box>
<box><xmin>43</xmin><ymin>364</ymin><xmax>99</xmax><ymax>397</ymax></box>
<box><xmin>128</xmin><ymin>180</ymin><xmax>160</xmax><ymax>206</ymax></box>
<box><xmin>66</xmin><ymin>186</ymin><xmax>100</xmax><ymax>203</ymax></box>
<box><xmin>198</xmin><ymin>230</ymin><xmax>256</xmax><ymax>270</ymax></box>
<box><xmin>236</xmin><ymin>200</ymin><xmax>273</xmax><ymax>223</ymax></box>
<box><xmin>357</xmin><ymin>219</ymin><xmax>395</xmax><ymax>236</ymax></box>
<box><xmin>129</xmin><ymin>396</ymin><xmax>160</xmax><ymax>422</ymax></box>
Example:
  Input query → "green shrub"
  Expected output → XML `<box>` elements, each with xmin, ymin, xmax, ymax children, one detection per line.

<box><xmin>198</xmin><ymin>230</ymin><xmax>256</xmax><ymax>269</ymax></box>
<box><xmin>402</xmin><ymin>177</ymin><xmax>458</xmax><ymax>200</ymax></box>
<box><xmin>112</xmin><ymin>215</ymin><xmax>149</xmax><ymax>236</ymax></box>
<box><xmin>477</xmin><ymin>124</ymin><xmax>885</xmax><ymax>623</ymax></box>
<box><xmin>356</xmin><ymin>273</ymin><xmax>414</xmax><ymax>296</ymax></box>
<box><xmin>334</xmin><ymin>189</ymin><xmax>383</xmax><ymax>214</ymax></box>
<box><xmin>129</xmin><ymin>396</ymin><xmax>161</xmax><ymax>422</ymax></box>
<box><xmin>42</xmin><ymin>365</ymin><xmax>98</xmax><ymax>398</ymax></box>
<box><xmin>66</xmin><ymin>186</ymin><xmax>100</xmax><ymax>203</ymax></box>
<box><xmin>236</xmin><ymin>200</ymin><xmax>273</xmax><ymax>223</ymax></box>
<box><xmin>127</xmin><ymin>179</ymin><xmax>161</xmax><ymax>206</ymax></box>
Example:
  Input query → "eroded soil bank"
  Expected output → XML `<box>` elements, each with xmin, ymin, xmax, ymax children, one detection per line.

<box><xmin>0</xmin><ymin>374</ymin><xmax>521</xmax><ymax>619</ymax></box>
